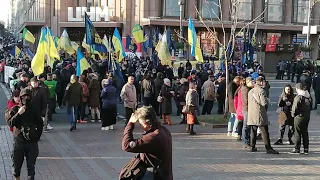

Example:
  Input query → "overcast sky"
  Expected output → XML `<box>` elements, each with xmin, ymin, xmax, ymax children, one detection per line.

<box><xmin>0</xmin><ymin>0</ymin><xmax>10</xmax><ymax>25</ymax></box>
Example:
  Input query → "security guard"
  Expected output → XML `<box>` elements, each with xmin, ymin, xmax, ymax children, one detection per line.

<box><xmin>5</xmin><ymin>88</ymin><xmax>43</xmax><ymax>180</ymax></box>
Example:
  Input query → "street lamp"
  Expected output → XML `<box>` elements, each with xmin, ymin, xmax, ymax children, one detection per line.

<box><xmin>178</xmin><ymin>0</ymin><xmax>184</xmax><ymax>42</ymax></box>
<box><xmin>306</xmin><ymin>0</ymin><xmax>312</xmax><ymax>45</ymax></box>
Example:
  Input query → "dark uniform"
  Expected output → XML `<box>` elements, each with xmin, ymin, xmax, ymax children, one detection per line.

<box><xmin>5</xmin><ymin>89</ymin><xmax>43</xmax><ymax>180</ymax></box>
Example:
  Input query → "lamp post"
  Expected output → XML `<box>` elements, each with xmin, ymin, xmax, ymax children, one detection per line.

<box><xmin>178</xmin><ymin>0</ymin><xmax>184</xmax><ymax>42</ymax></box>
<box><xmin>306</xmin><ymin>0</ymin><xmax>312</xmax><ymax>45</ymax></box>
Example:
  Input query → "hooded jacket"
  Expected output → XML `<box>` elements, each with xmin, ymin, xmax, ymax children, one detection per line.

<box><xmin>292</xmin><ymin>90</ymin><xmax>312</xmax><ymax>118</ymax></box>
<box><xmin>5</xmin><ymin>89</ymin><xmax>43</xmax><ymax>142</ymax></box>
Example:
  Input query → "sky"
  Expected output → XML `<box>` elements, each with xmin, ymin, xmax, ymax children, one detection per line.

<box><xmin>0</xmin><ymin>0</ymin><xmax>10</xmax><ymax>25</ymax></box>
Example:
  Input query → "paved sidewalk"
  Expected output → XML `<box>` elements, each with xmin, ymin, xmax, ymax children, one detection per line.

<box><xmin>1</xmin><ymin>111</ymin><xmax>320</xmax><ymax>180</ymax></box>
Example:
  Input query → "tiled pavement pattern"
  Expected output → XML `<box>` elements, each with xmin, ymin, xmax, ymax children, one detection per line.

<box><xmin>1</xmin><ymin>112</ymin><xmax>320</xmax><ymax>180</ymax></box>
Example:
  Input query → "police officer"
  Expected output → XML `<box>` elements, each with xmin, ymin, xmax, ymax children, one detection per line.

<box><xmin>5</xmin><ymin>89</ymin><xmax>43</xmax><ymax>180</ymax></box>
<box><xmin>313</xmin><ymin>71</ymin><xmax>320</xmax><ymax>109</ymax></box>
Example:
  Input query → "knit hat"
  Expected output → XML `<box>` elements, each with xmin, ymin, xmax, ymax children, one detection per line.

<box><xmin>163</xmin><ymin>78</ymin><xmax>171</xmax><ymax>85</ymax></box>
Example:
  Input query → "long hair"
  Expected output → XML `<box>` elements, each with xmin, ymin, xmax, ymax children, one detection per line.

<box><xmin>282</xmin><ymin>84</ymin><xmax>294</xmax><ymax>99</ymax></box>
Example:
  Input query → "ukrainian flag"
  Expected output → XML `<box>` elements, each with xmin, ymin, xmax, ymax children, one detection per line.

<box><xmin>32</xmin><ymin>27</ymin><xmax>47</xmax><ymax>76</ymax></box>
<box><xmin>46</xmin><ymin>27</ymin><xmax>60</xmax><ymax>60</ymax></box>
<box><xmin>59</xmin><ymin>29</ymin><xmax>74</xmax><ymax>55</ymax></box>
<box><xmin>112</xmin><ymin>28</ymin><xmax>126</xmax><ymax>62</ymax></box>
<box><xmin>132</xmin><ymin>24</ymin><xmax>147</xmax><ymax>43</ymax></box>
<box><xmin>10</xmin><ymin>46</ymin><xmax>21</xmax><ymax>58</ymax></box>
<box><xmin>155</xmin><ymin>31</ymin><xmax>171</xmax><ymax>65</ymax></box>
<box><xmin>188</xmin><ymin>18</ymin><xmax>203</xmax><ymax>63</ymax></box>
<box><xmin>76</xmin><ymin>48</ymin><xmax>91</xmax><ymax>76</ymax></box>
<box><xmin>22</xmin><ymin>28</ymin><xmax>35</xmax><ymax>44</ymax></box>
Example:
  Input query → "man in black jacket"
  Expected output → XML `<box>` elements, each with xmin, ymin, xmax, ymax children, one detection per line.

<box><xmin>5</xmin><ymin>88</ymin><xmax>43</xmax><ymax>180</ymax></box>
<box><xmin>300</xmin><ymin>70</ymin><xmax>312</xmax><ymax>93</ymax></box>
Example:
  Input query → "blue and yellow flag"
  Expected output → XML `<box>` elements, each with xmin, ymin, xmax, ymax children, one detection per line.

<box><xmin>155</xmin><ymin>31</ymin><xmax>171</xmax><ymax>65</ymax></box>
<box><xmin>59</xmin><ymin>29</ymin><xmax>74</xmax><ymax>55</ymax></box>
<box><xmin>188</xmin><ymin>18</ymin><xmax>203</xmax><ymax>63</ymax></box>
<box><xmin>76</xmin><ymin>48</ymin><xmax>91</xmax><ymax>76</ymax></box>
<box><xmin>132</xmin><ymin>24</ymin><xmax>147</xmax><ymax>43</ymax></box>
<box><xmin>10</xmin><ymin>46</ymin><xmax>21</xmax><ymax>58</ymax></box>
<box><xmin>112</xmin><ymin>28</ymin><xmax>126</xmax><ymax>62</ymax></box>
<box><xmin>46</xmin><ymin>27</ymin><xmax>60</xmax><ymax>60</ymax></box>
<box><xmin>85</xmin><ymin>13</ymin><xmax>97</xmax><ymax>45</ymax></box>
<box><xmin>32</xmin><ymin>27</ymin><xmax>48</xmax><ymax>76</ymax></box>
<box><xmin>126</xmin><ymin>35</ymin><xmax>137</xmax><ymax>53</ymax></box>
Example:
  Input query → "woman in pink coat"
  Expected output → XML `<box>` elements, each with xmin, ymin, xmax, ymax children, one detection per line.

<box><xmin>234</xmin><ymin>78</ymin><xmax>245</xmax><ymax>140</ymax></box>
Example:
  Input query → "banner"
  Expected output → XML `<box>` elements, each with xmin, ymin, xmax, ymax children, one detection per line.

<box><xmin>4</xmin><ymin>66</ymin><xmax>16</xmax><ymax>83</ymax></box>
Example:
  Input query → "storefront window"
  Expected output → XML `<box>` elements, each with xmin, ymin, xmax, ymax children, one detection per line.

<box><xmin>266</xmin><ymin>0</ymin><xmax>283</xmax><ymax>22</ymax></box>
<box><xmin>293</xmin><ymin>0</ymin><xmax>308</xmax><ymax>23</ymax></box>
<box><xmin>201</xmin><ymin>0</ymin><xmax>220</xmax><ymax>19</ymax></box>
<box><xmin>163</xmin><ymin>0</ymin><xmax>180</xmax><ymax>17</ymax></box>
<box><xmin>237</xmin><ymin>0</ymin><xmax>252</xmax><ymax>21</ymax></box>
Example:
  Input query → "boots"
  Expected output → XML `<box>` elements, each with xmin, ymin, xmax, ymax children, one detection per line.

<box><xmin>27</xmin><ymin>176</ymin><xmax>35</xmax><ymax>180</ymax></box>
<box><xmin>162</xmin><ymin>115</ymin><xmax>167</xmax><ymax>125</ymax></box>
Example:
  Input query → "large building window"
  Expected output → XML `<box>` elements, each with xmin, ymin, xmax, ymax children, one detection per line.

<box><xmin>163</xmin><ymin>0</ymin><xmax>180</xmax><ymax>17</ymax></box>
<box><xmin>237</xmin><ymin>0</ymin><xmax>252</xmax><ymax>21</ymax></box>
<box><xmin>201</xmin><ymin>0</ymin><xmax>220</xmax><ymax>19</ymax></box>
<box><xmin>266</xmin><ymin>0</ymin><xmax>283</xmax><ymax>22</ymax></box>
<box><xmin>293</xmin><ymin>0</ymin><xmax>308</xmax><ymax>23</ymax></box>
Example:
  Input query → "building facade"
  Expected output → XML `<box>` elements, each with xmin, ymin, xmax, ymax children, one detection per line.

<box><xmin>14</xmin><ymin>0</ymin><xmax>320</xmax><ymax>72</ymax></box>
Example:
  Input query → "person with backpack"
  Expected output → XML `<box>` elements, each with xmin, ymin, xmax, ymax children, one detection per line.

<box><xmin>5</xmin><ymin>88</ymin><xmax>43</xmax><ymax>180</ymax></box>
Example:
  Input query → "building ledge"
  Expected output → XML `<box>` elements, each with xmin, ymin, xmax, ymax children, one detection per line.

<box><xmin>59</xmin><ymin>21</ymin><xmax>123</xmax><ymax>28</ymax></box>
<box><xmin>18</xmin><ymin>21</ymin><xmax>46</xmax><ymax>32</ymax></box>
<box><xmin>141</xmin><ymin>18</ymin><xmax>319</xmax><ymax>32</ymax></box>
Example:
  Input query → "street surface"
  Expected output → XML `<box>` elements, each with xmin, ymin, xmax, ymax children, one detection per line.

<box><xmin>1</xmin><ymin>79</ymin><xmax>320</xmax><ymax>180</ymax></box>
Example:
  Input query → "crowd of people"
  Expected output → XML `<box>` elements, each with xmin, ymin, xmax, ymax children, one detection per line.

<box><xmin>1</xmin><ymin>37</ymin><xmax>320</xmax><ymax>179</ymax></box>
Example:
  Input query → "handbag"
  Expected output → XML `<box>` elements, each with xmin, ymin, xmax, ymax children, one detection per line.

<box><xmin>119</xmin><ymin>155</ymin><xmax>147</xmax><ymax>180</ymax></box>
<box><xmin>182</xmin><ymin>105</ymin><xmax>191</xmax><ymax>114</ymax></box>
<box><xmin>276</xmin><ymin>107</ymin><xmax>282</xmax><ymax>114</ymax></box>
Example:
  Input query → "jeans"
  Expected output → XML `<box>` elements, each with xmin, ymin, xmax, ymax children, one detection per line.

<box><xmin>232</xmin><ymin>117</ymin><xmax>239</xmax><ymax>134</ymax></box>
<box><xmin>202</xmin><ymin>100</ymin><xmax>214</xmax><ymax>115</ymax></box>
<box><xmin>242</xmin><ymin>111</ymin><xmax>250</xmax><ymax>145</ymax></box>
<box><xmin>12</xmin><ymin>141</ymin><xmax>39</xmax><ymax>178</ymax></box>
<box><xmin>250</xmin><ymin>125</ymin><xmax>272</xmax><ymax>150</ymax></box>
<box><xmin>143</xmin><ymin>97</ymin><xmax>153</xmax><ymax>106</ymax></box>
<box><xmin>67</xmin><ymin>105</ymin><xmax>79</xmax><ymax>126</ymax></box>
<box><xmin>278</xmin><ymin>124</ymin><xmax>293</xmax><ymax>140</ymax></box>
<box><xmin>228</xmin><ymin>113</ymin><xmax>236</xmax><ymax>132</ymax></box>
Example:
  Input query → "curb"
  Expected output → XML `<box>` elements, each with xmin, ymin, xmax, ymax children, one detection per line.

<box><xmin>199</xmin><ymin>121</ymin><xmax>227</xmax><ymax>129</ymax></box>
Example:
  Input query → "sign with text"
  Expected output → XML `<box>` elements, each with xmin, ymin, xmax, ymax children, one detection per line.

<box><xmin>68</xmin><ymin>6</ymin><xmax>112</xmax><ymax>22</ymax></box>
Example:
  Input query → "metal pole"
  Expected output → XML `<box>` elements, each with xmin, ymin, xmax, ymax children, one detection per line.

<box><xmin>306</xmin><ymin>0</ymin><xmax>312</xmax><ymax>45</ymax></box>
<box><xmin>179</xmin><ymin>0</ymin><xmax>184</xmax><ymax>42</ymax></box>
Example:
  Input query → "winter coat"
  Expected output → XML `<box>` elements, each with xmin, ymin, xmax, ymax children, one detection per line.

<box><xmin>160</xmin><ymin>85</ymin><xmax>173</xmax><ymax>115</ymax></box>
<box><xmin>121</xmin><ymin>123</ymin><xmax>173</xmax><ymax>180</ymax></box>
<box><xmin>292</xmin><ymin>91</ymin><xmax>312</xmax><ymax>119</ymax></box>
<box><xmin>79</xmin><ymin>82</ymin><xmax>89</xmax><ymax>102</ymax></box>
<box><xmin>100</xmin><ymin>85</ymin><xmax>117</xmax><ymax>109</ymax></box>
<box><xmin>63</xmin><ymin>82</ymin><xmax>83</xmax><ymax>106</ymax></box>
<box><xmin>234</xmin><ymin>87</ymin><xmax>244</xmax><ymax>121</ymax></box>
<box><xmin>154</xmin><ymin>73</ymin><xmax>164</xmax><ymax>97</ymax></box>
<box><xmin>120</xmin><ymin>83</ymin><xmax>137</xmax><ymax>109</ymax></box>
<box><xmin>241</xmin><ymin>85</ymin><xmax>251</xmax><ymax>112</ymax></box>
<box><xmin>277</xmin><ymin>92</ymin><xmax>294</xmax><ymax>125</ymax></box>
<box><xmin>202</xmin><ymin>80</ymin><xmax>215</xmax><ymax>101</ymax></box>
<box><xmin>88</xmin><ymin>79</ymin><xmax>100</xmax><ymax>107</ymax></box>
<box><xmin>227</xmin><ymin>82</ymin><xmax>238</xmax><ymax>113</ymax></box>
<box><xmin>30</xmin><ymin>87</ymin><xmax>48</xmax><ymax>117</ymax></box>
<box><xmin>247</xmin><ymin>85</ymin><xmax>268</xmax><ymax>126</ymax></box>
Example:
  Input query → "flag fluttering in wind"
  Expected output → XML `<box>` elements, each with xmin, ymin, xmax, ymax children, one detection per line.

<box><xmin>71</xmin><ymin>41</ymin><xmax>79</xmax><ymax>51</ymax></box>
<box><xmin>126</xmin><ymin>35</ymin><xmax>137</xmax><ymax>53</ymax></box>
<box><xmin>188</xmin><ymin>18</ymin><xmax>203</xmax><ymax>63</ymax></box>
<box><xmin>155</xmin><ymin>31</ymin><xmax>171</xmax><ymax>65</ymax></box>
<box><xmin>103</xmin><ymin>35</ymin><xmax>111</xmax><ymax>53</ymax></box>
<box><xmin>25</xmin><ymin>47</ymin><xmax>34</xmax><ymax>58</ymax></box>
<box><xmin>10</xmin><ymin>46</ymin><xmax>21</xmax><ymax>58</ymax></box>
<box><xmin>46</xmin><ymin>27</ymin><xmax>60</xmax><ymax>60</ymax></box>
<box><xmin>76</xmin><ymin>48</ymin><xmax>91</xmax><ymax>76</ymax></box>
<box><xmin>85</xmin><ymin>13</ymin><xmax>97</xmax><ymax>45</ymax></box>
<box><xmin>22</xmin><ymin>28</ymin><xmax>35</xmax><ymax>44</ymax></box>
<box><xmin>112</xmin><ymin>28</ymin><xmax>126</xmax><ymax>62</ymax></box>
<box><xmin>32</xmin><ymin>27</ymin><xmax>47</xmax><ymax>76</ymax></box>
<box><xmin>132</xmin><ymin>24</ymin><xmax>147</xmax><ymax>43</ymax></box>
<box><xmin>59</xmin><ymin>29</ymin><xmax>74</xmax><ymax>55</ymax></box>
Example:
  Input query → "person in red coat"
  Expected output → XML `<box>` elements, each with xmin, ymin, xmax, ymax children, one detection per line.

<box><xmin>7</xmin><ymin>90</ymin><xmax>20</xmax><ymax>132</ymax></box>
